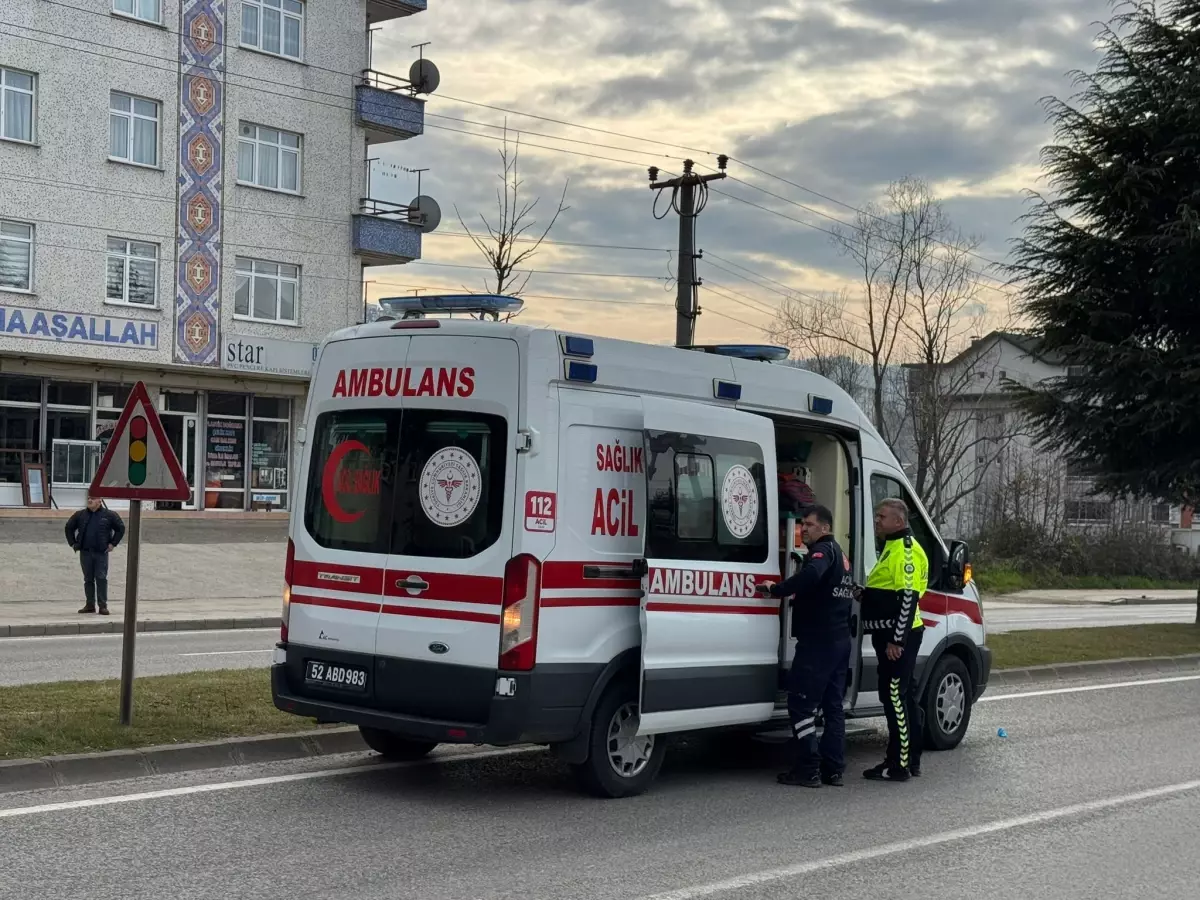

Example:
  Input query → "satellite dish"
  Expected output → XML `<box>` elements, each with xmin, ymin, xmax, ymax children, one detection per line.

<box><xmin>407</xmin><ymin>195</ymin><xmax>442</xmax><ymax>233</ymax></box>
<box><xmin>408</xmin><ymin>58</ymin><xmax>440</xmax><ymax>94</ymax></box>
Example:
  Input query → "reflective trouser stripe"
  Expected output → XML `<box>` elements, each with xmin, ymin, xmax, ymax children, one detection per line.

<box><xmin>890</xmin><ymin>677</ymin><xmax>909</xmax><ymax>768</ymax></box>
<box><xmin>793</xmin><ymin>716</ymin><xmax>816</xmax><ymax>739</ymax></box>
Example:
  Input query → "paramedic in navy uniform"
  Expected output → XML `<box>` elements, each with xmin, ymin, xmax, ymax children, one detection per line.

<box><xmin>758</xmin><ymin>504</ymin><xmax>855</xmax><ymax>787</ymax></box>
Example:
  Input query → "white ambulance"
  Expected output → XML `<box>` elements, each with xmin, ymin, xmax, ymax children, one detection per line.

<box><xmin>272</xmin><ymin>295</ymin><xmax>991</xmax><ymax>798</ymax></box>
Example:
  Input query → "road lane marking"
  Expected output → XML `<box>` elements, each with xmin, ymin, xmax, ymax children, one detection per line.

<box><xmin>981</xmin><ymin>673</ymin><xmax>1200</xmax><ymax>703</ymax></box>
<box><xmin>0</xmin><ymin>747</ymin><xmax>543</xmax><ymax>820</ymax></box>
<box><xmin>638</xmin><ymin>778</ymin><xmax>1200</xmax><ymax>900</ymax></box>
<box><xmin>178</xmin><ymin>650</ymin><xmax>272</xmax><ymax>657</ymax></box>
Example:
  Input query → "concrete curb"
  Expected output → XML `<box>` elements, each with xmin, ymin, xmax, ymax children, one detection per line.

<box><xmin>0</xmin><ymin>727</ymin><xmax>366</xmax><ymax>794</ymax></box>
<box><xmin>990</xmin><ymin>653</ymin><xmax>1200</xmax><ymax>687</ymax></box>
<box><xmin>0</xmin><ymin>616</ymin><xmax>279</xmax><ymax>637</ymax></box>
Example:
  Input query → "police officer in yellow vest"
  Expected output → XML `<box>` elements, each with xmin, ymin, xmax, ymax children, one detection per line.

<box><xmin>860</xmin><ymin>498</ymin><xmax>928</xmax><ymax>782</ymax></box>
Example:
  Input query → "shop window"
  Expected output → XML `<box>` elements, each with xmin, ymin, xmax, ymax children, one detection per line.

<box><xmin>46</xmin><ymin>380</ymin><xmax>92</xmax><ymax>407</ymax></box>
<box><xmin>46</xmin><ymin>410</ymin><xmax>90</xmax><ymax>442</ymax></box>
<box><xmin>97</xmin><ymin>382</ymin><xmax>132</xmax><ymax>410</ymax></box>
<box><xmin>208</xmin><ymin>392</ymin><xmax>247</xmax><ymax>417</ymax></box>
<box><xmin>52</xmin><ymin>440</ymin><xmax>101</xmax><ymax>487</ymax></box>
<box><xmin>0</xmin><ymin>375</ymin><xmax>40</xmax><ymax>404</ymax></box>
<box><xmin>0</xmin><ymin>406</ymin><xmax>40</xmax><ymax>483</ymax></box>
<box><xmin>252</xmin><ymin>395</ymin><xmax>289</xmax><ymax>420</ymax></box>
<box><xmin>251</xmin><ymin>396</ymin><xmax>290</xmax><ymax>509</ymax></box>
<box><xmin>161</xmin><ymin>391</ymin><xmax>198</xmax><ymax>413</ymax></box>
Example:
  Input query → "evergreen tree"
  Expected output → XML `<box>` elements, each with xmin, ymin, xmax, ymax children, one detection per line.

<box><xmin>1011</xmin><ymin>0</ymin><xmax>1200</xmax><ymax>506</ymax></box>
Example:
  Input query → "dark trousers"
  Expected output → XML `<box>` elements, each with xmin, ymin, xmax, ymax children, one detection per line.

<box><xmin>872</xmin><ymin>627</ymin><xmax>924</xmax><ymax>770</ymax></box>
<box><xmin>786</xmin><ymin>636</ymin><xmax>851</xmax><ymax>777</ymax></box>
<box><xmin>80</xmin><ymin>550</ymin><xmax>110</xmax><ymax>609</ymax></box>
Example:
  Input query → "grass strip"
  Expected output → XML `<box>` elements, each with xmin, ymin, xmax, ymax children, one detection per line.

<box><xmin>990</xmin><ymin>623</ymin><xmax>1200</xmax><ymax>670</ymax></box>
<box><xmin>0</xmin><ymin>668</ymin><xmax>320</xmax><ymax>760</ymax></box>
<box><xmin>975</xmin><ymin>567</ymin><xmax>1196</xmax><ymax>595</ymax></box>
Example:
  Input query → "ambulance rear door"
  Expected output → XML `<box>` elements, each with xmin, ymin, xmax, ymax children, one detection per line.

<box><xmin>636</xmin><ymin>396</ymin><xmax>780</xmax><ymax>737</ymax></box>
<box><xmin>373</xmin><ymin>332</ymin><xmax>520</xmax><ymax>725</ymax></box>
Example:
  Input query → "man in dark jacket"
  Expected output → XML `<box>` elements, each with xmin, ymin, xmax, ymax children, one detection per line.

<box><xmin>64</xmin><ymin>496</ymin><xmax>125</xmax><ymax>615</ymax></box>
<box><xmin>759</xmin><ymin>504</ymin><xmax>856</xmax><ymax>788</ymax></box>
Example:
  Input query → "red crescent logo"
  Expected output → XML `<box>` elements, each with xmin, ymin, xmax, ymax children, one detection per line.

<box><xmin>321</xmin><ymin>440</ymin><xmax>370</xmax><ymax>524</ymax></box>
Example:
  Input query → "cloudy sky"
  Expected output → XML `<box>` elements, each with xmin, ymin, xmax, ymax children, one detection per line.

<box><xmin>366</xmin><ymin>0</ymin><xmax>1110</xmax><ymax>347</ymax></box>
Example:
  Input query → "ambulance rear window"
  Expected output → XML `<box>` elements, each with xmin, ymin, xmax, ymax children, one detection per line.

<box><xmin>304</xmin><ymin>408</ymin><xmax>508</xmax><ymax>559</ymax></box>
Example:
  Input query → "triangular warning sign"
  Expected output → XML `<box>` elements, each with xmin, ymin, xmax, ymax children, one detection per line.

<box><xmin>89</xmin><ymin>381</ymin><xmax>190</xmax><ymax>501</ymax></box>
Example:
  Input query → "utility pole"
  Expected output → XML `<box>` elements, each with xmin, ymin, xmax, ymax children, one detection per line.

<box><xmin>649</xmin><ymin>156</ymin><xmax>728</xmax><ymax>347</ymax></box>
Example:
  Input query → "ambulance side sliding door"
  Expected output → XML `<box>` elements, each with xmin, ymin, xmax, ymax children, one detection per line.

<box><xmin>636</xmin><ymin>396</ymin><xmax>780</xmax><ymax>737</ymax></box>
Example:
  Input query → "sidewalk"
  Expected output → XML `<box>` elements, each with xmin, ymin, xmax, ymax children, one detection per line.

<box><xmin>0</xmin><ymin>597</ymin><xmax>281</xmax><ymax>636</ymax></box>
<box><xmin>986</xmin><ymin>588</ymin><xmax>1196</xmax><ymax>606</ymax></box>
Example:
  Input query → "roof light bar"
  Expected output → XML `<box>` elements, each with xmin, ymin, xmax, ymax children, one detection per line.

<box><xmin>378</xmin><ymin>294</ymin><xmax>524</xmax><ymax>319</ymax></box>
<box><xmin>686</xmin><ymin>344</ymin><xmax>790</xmax><ymax>362</ymax></box>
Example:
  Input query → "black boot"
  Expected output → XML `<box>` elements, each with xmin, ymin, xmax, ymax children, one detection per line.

<box><xmin>777</xmin><ymin>769</ymin><xmax>821</xmax><ymax>788</ymax></box>
<box><xmin>78</xmin><ymin>604</ymin><xmax>96</xmax><ymax>614</ymax></box>
<box><xmin>863</xmin><ymin>762</ymin><xmax>910</xmax><ymax>782</ymax></box>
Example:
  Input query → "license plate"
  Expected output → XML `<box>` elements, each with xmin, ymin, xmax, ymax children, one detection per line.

<box><xmin>304</xmin><ymin>660</ymin><xmax>368</xmax><ymax>692</ymax></box>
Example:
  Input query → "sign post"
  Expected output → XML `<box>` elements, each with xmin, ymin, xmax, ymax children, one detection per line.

<box><xmin>88</xmin><ymin>382</ymin><xmax>190</xmax><ymax>725</ymax></box>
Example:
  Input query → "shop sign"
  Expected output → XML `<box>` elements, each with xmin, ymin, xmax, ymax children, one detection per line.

<box><xmin>0</xmin><ymin>303</ymin><xmax>159</xmax><ymax>349</ymax></box>
<box><xmin>222</xmin><ymin>334</ymin><xmax>318</xmax><ymax>378</ymax></box>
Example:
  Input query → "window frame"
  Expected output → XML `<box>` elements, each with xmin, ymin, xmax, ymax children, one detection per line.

<box><xmin>234</xmin><ymin>256</ymin><xmax>300</xmax><ymax>325</ymax></box>
<box><xmin>108</xmin><ymin>91</ymin><xmax>161</xmax><ymax>169</ymax></box>
<box><xmin>105</xmin><ymin>237</ymin><xmax>160</xmax><ymax>308</ymax></box>
<box><xmin>0</xmin><ymin>67</ymin><xmax>36</xmax><ymax>145</ymax></box>
<box><xmin>51</xmin><ymin>439</ymin><xmax>103</xmax><ymax>487</ymax></box>
<box><xmin>236</xmin><ymin>122</ymin><xmax>302</xmax><ymax>194</ymax></box>
<box><xmin>240</xmin><ymin>0</ymin><xmax>305</xmax><ymax>62</ymax></box>
<box><xmin>0</xmin><ymin>219</ymin><xmax>35</xmax><ymax>293</ymax></box>
<box><xmin>111</xmin><ymin>0</ymin><xmax>163</xmax><ymax>26</ymax></box>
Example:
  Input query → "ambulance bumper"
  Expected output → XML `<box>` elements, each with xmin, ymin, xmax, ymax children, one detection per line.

<box><xmin>975</xmin><ymin>645</ymin><xmax>992</xmax><ymax>700</ymax></box>
<box><xmin>270</xmin><ymin>661</ymin><xmax>590</xmax><ymax>747</ymax></box>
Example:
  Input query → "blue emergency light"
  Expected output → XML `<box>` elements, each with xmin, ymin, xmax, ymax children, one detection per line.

<box><xmin>378</xmin><ymin>294</ymin><xmax>524</xmax><ymax>319</ymax></box>
<box><xmin>713</xmin><ymin>380</ymin><xmax>742</xmax><ymax>401</ymax></box>
<box><xmin>565</xmin><ymin>360</ymin><xmax>598</xmax><ymax>383</ymax></box>
<box><xmin>560</xmin><ymin>335</ymin><xmax>595</xmax><ymax>358</ymax></box>
<box><xmin>808</xmin><ymin>394</ymin><xmax>834</xmax><ymax>416</ymax></box>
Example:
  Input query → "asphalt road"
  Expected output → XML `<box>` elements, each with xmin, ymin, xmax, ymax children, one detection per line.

<box><xmin>0</xmin><ymin>629</ymin><xmax>275</xmax><ymax>686</ymax></box>
<box><xmin>3</xmin><ymin>601</ymin><xmax>1196</xmax><ymax>686</ymax></box>
<box><xmin>984</xmin><ymin>601</ymin><xmax>1197</xmax><ymax>633</ymax></box>
<box><xmin>0</xmin><ymin>673</ymin><xmax>1197</xmax><ymax>899</ymax></box>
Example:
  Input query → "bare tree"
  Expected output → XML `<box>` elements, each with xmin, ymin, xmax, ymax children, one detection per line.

<box><xmin>771</xmin><ymin>289</ymin><xmax>870</xmax><ymax>405</ymax></box>
<box><xmin>455</xmin><ymin>126</ymin><xmax>570</xmax><ymax>298</ymax></box>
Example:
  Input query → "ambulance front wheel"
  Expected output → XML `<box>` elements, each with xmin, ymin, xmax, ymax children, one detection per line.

<box><xmin>358</xmin><ymin>726</ymin><xmax>438</xmax><ymax>761</ymax></box>
<box><xmin>572</xmin><ymin>685</ymin><xmax>666</xmax><ymax>799</ymax></box>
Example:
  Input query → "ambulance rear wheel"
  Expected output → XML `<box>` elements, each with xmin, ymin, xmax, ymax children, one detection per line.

<box><xmin>358</xmin><ymin>727</ymin><xmax>438</xmax><ymax>761</ymax></box>
<box><xmin>573</xmin><ymin>685</ymin><xmax>666</xmax><ymax>798</ymax></box>
<box><xmin>922</xmin><ymin>655</ymin><xmax>972</xmax><ymax>751</ymax></box>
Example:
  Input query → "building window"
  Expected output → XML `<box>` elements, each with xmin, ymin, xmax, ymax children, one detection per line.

<box><xmin>1</xmin><ymin>67</ymin><xmax>35</xmax><ymax>144</ymax></box>
<box><xmin>0</xmin><ymin>220</ymin><xmax>34</xmax><ymax>292</ymax></box>
<box><xmin>112</xmin><ymin>0</ymin><xmax>161</xmax><ymax>24</ymax></box>
<box><xmin>0</xmin><ymin>375</ymin><xmax>42</xmax><ymax>485</ymax></box>
<box><xmin>205</xmin><ymin>393</ymin><xmax>248</xmax><ymax>509</ymax></box>
<box><xmin>1065</xmin><ymin>499</ymin><xmax>1111</xmax><ymax>524</ymax></box>
<box><xmin>234</xmin><ymin>258</ymin><xmax>299</xmax><ymax>324</ymax></box>
<box><xmin>46</xmin><ymin>381</ymin><xmax>93</xmax><ymax>470</ymax></box>
<box><xmin>237</xmin><ymin>124</ymin><xmax>301</xmax><ymax>193</ymax></box>
<box><xmin>106</xmin><ymin>238</ymin><xmax>159</xmax><ymax>307</ymax></box>
<box><xmin>109</xmin><ymin>91</ymin><xmax>160</xmax><ymax>167</ymax></box>
<box><xmin>1151</xmin><ymin>502</ymin><xmax>1171</xmax><ymax>524</ymax></box>
<box><xmin>241</xmin><ymin>0</ymin><xmax>304</xmax><ymax>60</ymax></box>
<box><xmin>52</xmin><ymin>440</ymin><xmax>102</xmax><ymax>487</ymax></box>
<box><xmin>251</xmin><ymin>396</ymin><xmax>290</xmax><ymax>509</ymax></box>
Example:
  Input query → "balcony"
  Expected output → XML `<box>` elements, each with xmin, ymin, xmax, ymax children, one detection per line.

<box><xmin>356</xmin><ymin>70</ymin><xmax>425</xmax><ymax>144</ymax></box>
<box><xmin>353</xmin><ymin>199</ymin><xmax>424</xmax><ymax>265</ymax></box>
<box><xmin>366</xmin><ymin>0</ymin><xmax>426</xmax><ymax>25</ymax></box>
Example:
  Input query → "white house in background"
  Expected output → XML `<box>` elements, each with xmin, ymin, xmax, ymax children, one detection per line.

<box><xmin>929</xmin><ymin>332</ymin><xmax>1178</xmax><ymax>541</ymax></box>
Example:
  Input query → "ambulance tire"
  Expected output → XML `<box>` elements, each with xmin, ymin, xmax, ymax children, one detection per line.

<box><xmin>572</xmin><ymin>684</ymin><xmax>666</xmax><ymax>799</ymax></box>
<box><xmin>921</xmin><ymin>655</ymin><xmax>973</xmax><ymax>751</ymax></box>
<box><xmin>358</xmin><ymin>726</ymin><xmax>438</xmax><ymax>761</ymax></box>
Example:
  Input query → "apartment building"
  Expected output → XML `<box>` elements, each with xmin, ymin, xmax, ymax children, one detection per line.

<box><xmin>0</xmin><ymin>0</ymin><xmax>430</xmax><ymax>511</ymax></box>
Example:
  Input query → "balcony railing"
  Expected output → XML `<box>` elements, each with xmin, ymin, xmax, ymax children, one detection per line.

<box><xmin>356</xmin><ymin>69</ymin><xmax>425</xmax><ymax>144</ymax></box>
<box><xmin>352</xmin><ymin>198</ymin><xmax>423</xmax><ymax>265</ymax></box>
<box><xmin>366</xmin><ymin>0</ymin><xmax>426</xmax><ymax>26</ymax></box>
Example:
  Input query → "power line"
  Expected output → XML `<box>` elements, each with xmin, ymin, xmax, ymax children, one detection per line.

<box><xmin>408</xmin><ymin>261</ymin><xmax>670</xmax><ymax>281</ymax></box>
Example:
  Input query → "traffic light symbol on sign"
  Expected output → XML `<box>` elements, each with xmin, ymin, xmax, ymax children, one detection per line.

<box><xmin>128</xmin><ymin>416</ymin><xmax>148</xmax><ymax>486</ymax></box>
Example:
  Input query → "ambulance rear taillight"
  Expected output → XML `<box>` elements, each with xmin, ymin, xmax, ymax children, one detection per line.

<box><xmin>499</xmin><ymin>554</ymin><xmax>541</xmax><ymax>671</ymax></box>
<box><xmin>281</xmin><ymin>538</ymin><xmax>294</xmax><ymax>643</ymax></box>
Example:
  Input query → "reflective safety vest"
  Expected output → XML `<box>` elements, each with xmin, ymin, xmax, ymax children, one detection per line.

<box><xmin>861</xmin><ymin>529</ymin><xmax>928</xmax><ymax>645</ymax></box>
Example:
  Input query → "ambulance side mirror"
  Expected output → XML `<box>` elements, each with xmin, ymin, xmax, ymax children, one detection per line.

<box><xmin>946</xmin><ymin>541</ymin><xmax>969</xmax><ymax>593</ymax></box>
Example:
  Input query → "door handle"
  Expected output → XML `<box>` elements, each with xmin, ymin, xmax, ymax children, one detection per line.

<box><xmin>395</xmin><ymin>574</ymin><xmax>430</xmax><ymax>594</ymax></box>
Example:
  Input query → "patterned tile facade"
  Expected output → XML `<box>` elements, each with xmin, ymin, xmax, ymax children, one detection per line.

<box><xmin>174</xmin><ymin>0</ymin><xmax>225</xmax><ymax>366</ymax></box>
